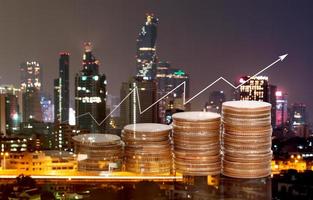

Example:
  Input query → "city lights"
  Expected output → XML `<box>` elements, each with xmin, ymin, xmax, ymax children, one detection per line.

<box><xmin>0</xmin><ymin>1</ymin><xmax>311</xmax><ymax>199</ymax></box>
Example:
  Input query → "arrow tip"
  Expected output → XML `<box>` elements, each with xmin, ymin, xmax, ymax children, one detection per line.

<box><xmin>279</xmin><ymin>54</ymin><xmax>288</xmax><ymax>61</ymax></box>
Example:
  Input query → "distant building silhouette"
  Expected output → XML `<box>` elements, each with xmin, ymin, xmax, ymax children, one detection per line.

<box><xmin>54</xmin><ymin>52</ymin><xmax>70</xmax><ymax>123</ymax></box>
<box><xmin>75</xmin><ymin>42</ymin><xmax>107</xmax><ymax>133</ymax></box>
<box><xmin>20</xmin><ymin>61</ymin><xmax>42</xmax><ymax>122</ymax></box>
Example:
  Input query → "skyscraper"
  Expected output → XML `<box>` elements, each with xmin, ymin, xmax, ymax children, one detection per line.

<box><xmin>239</xmin><ymin>76</ymin><xmax>278</xmax><ymax>127</ymax></box>
<box><xmin>290</xmin><ymin>103</ymin><xmax>306</xmax><ymax>127</ymax></box>
<box><xmin>40</xmin><ymin>95</ymin><xmax>54</xmax><ymax>123</ymax></box>
<box><xmin>20</xmin><ymin>61</ymin><xmax>42</xmax><ymax>91</ymax></box>
<box><xmin>75</xmin><ymin>42</ymin><xmax>107</xmax><ymax>133</ymax></box>
<box><xmin>268</xmin><ymin>85</ymin><xmax>277</xmax><ymax>128</ymax></box>
<box><xmin>290</xmin><ymin>103</ymin><xmax>308</xmax><ymax>137</ymax></box>
<box><xmin>0</xmin><ymin>85</ymin><xmax>22</xmax><ymax>135</ymax></box>
<box><xmin>239</xmin><ymin>76</ymin><xmax>269</xmax><ymax>101</ymax></box>
<box><xmin>136</xmin><ymin>14</ymin><xmax>159</xmax><ymax>80</ymax></box>
<box><xmin>156</xmin><ymin>61</ymin><xmax>190</xmax><ymax>123</ymax></box>
<box><xmin>120</xmin><ymin>77</ymin><xmax>158</xmax><ymax>126</ymax></box>
<box><xmin>275</xmin><ymin>91</ymin><xmax>288</xmax><ymax>128</ymax></box>
<box><xmin>0</xmin><ymin>94</ymin><xmax>6</xmax><ymax>135</ymax></box>
<box><xmin>0</xmin><ymin>86</ymin><xmax>21</xmax><ymax>135</ymax></box>
<box><xmin>120</xmin><ymin>14</ymin><xmax>160</xmax><ymax>127</ymax></box>
<box><xmin>52</xmin><ymin>123</ymin><xmax>86</xmax><ymax>151</ymax></box>
<box><xmin>20</xmin><ymin>61</ymin><xmax>42</xmax><ymax>122</ymax></box>
<box><xmin>54</xmin><ymin>52</ymin><xmax>70</xmax><ymax>123</ymax></box>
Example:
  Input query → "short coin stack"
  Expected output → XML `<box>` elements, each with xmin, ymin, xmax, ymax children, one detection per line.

<box><xmin>122</xmin><ymin>123</ymin><xmax>172</xmax><ymax>174</ymax></box>
<box><xmin>72</xmin><ymin>134</ymin><xmax>123</xmax><ymax>171</ymax></box>
<box><xmin>172</xmin><ymin>111</ymin><xmax>221</xmax><ymax>176</ymax></box>
<box><xmin>221</xmin><ymin>101</ymin><xmax>272</xmax><ymax>178</ymax></box>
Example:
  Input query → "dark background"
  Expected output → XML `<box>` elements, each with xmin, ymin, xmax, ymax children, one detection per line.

<box><xmin>0</xmin><ymin>0</ymin><xmax>312</xmax><ymax>123</ymax></box>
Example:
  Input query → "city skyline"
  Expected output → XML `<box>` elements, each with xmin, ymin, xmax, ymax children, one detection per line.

<box><xmin>0</xmin><ymin>1</ymin><xmax>312</xmax><ymax>198</ymax></box>
<box><xmin>0</xmin><ymin>1</ymin><xmax>312</xmax><ymax>123</ymax></box>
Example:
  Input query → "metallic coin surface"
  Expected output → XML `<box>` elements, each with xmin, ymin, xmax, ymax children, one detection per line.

<box><xmin>172</xmin><ymin>111</ymin><xmax>221</xmax><ymax>176</ymax></box>
<box><xmin>122</xmin><ymin>123</ymin><xmax>172</xmax><ymax>174</ymax></box>
<box><xmin>221</xmin><ymin>101</ymin><xmax>272</xmax><ymax>179</ymax></box>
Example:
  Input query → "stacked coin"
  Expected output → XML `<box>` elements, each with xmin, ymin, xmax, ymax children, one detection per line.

<box><xmin>122</xmin><ymin>123</ymin><xmax>172</xmax><ymax>174</ymax></box>
<box><xmin>221</xmin><ymin>101</ymin><xmax>272</xmax><ymax>178</ymax></box>
<box><xmin>72</xmin><ymin>134</ymin><xmax>123</xmax><ymax>171</ymax></box>
<box><xmin>172</xmin><ymin>111</ymin><xmax>221</xmax><ymax>176</ymax></box>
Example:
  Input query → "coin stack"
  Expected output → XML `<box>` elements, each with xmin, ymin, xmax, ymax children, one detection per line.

<box><xmin>122</xmin><ymin>123</ymin><xmax>172</xmax><ymax>174</ymax></box>
<box><xmin>72</xmin><ymin>134</ymin><xmax>123</xmax><ymax>171</ymax></box>
<box><xmin>221</xmin><ymin>101</ymin><xmax>272</xmax><ymax>178</ymax></box>
<box><xmin>172</xmin><ymin>111</ymin><xmax>221</xmax><ymax>176</ymax></box>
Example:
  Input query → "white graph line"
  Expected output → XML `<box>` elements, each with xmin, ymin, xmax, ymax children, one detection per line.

<box><xmin>67</xmin><ymin>54</ymin><xmax>287</xmax><ymax>126</ymax></box>
<box><xmin>137</xmin><ymin>81</ymin><xmax>186</xmax><ymax>114</ymax></box>
<box><xmin>185</xmin><ymin>54</ymin><xmax>287</xmax><ymax>104</ymax></box>
<box><xmin>99</xmin><ymin>87</ymin><xmax>137</xmax><ymax>125</ymax></box>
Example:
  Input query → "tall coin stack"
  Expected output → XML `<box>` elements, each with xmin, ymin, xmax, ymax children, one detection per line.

<box><xmin>222</xmin><ymin>101</ymin><xmax>272</xmax><ymax>178</ymax></box>
<box><xmin>122</xmin><ymin>123</ymin><xmax>172</xmax><ymax>174</ymax></box>
<box><xmin>172</xmin><ymin>112</ymin><xmax>221</xmax><ymax>176</ymax></box>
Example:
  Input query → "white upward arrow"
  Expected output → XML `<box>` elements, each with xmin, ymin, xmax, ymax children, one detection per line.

<box><xmin>64</xmin><ymin>54</ymin><xmax>288</xmax><ymax>126</ymax></box>
<box><xmin>184</xmin><ymin>54</ymin><xmax>288</xmax><ymax>104</ymax></box>
<box><xmin>279</xmin><ymin>54</ymin><xmax>288</xmax><ymax>61</ymax></box>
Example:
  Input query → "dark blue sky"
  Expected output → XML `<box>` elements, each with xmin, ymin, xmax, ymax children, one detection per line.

<box><xmin>0</xmin><ymin>0</ymin><xmax>312</xmax><ymax>123</ymax></box>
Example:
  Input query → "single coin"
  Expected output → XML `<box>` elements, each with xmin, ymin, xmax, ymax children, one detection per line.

<box><xmin>222</xmin><ymin>101</ymin><xmax>271</xmax><ymax>112</ymax></box>
<box><xmin>172</xmin><ymin>111</ymin><xmax>221</xmax><ymax>122</ymax></box>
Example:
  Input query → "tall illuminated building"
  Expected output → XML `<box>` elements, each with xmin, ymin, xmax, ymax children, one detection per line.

<box><xmin>20</xmin><ymin>61</ymin><xmax>42</xmax><ymax>91</ymax></box>
<box><xmin>40</xmin><ymin>95</ymin><xmax>54</xmax><ymax>123</ymax></box>
<box><xmin>54</xmin><ymin>52</ymin><xmax>70</xmax><ymax>123</ymax></box>
<box><xmin>75</xmin><ymin>42</ymin><xmax>107</xmax><ymax>133</ymax></box>
<box><xmin>120</xmin><ymin>14</ymin><xmax>159</xmax><ymax>126</ymax></box>
<box><xmin>275</xmin><ymin>91</ymin><xmax>288</xmax><ymax>128</ymax></box>
<box><xmin>52</xmin><ymin>123</ymin><xmax>87</xmax><ymax>151</ymax></box>
<box><xmin>156</xmin><ymin>61</ymin><xmax>190</xmax><ymax>123</ymax></box>
<box><xmin>20</xmin><ymin>61</ymin><xmax>42</xmax><ymax>122</ymax></box>
<box><xmin>0</xmin><ymin>94</ymin><xmax>7</xmax><ymax>135</ymax></box>
<box><xmin>290</xmin><ymin>103</ymin><xmax>306</xmax><ymax>126</ymax></box>
<box><xmin>239</xmin><ymin>76</ymin><xmax>278</xmax><ymax>127</ymax></box>
<box><xmin>120</xmin><ymin>77</ymin><xmax>158</xmax><ymax>126</ymax></box>
<box><xmin>290</xmin><ymin>103</ymin><xmax>308</xmax><ymax>137</ymax></box>
<box><xmin>136</xmin><ymin>14</ymin><xmax>159</xmax><ymax>80</ymax></box>
<box><xmin>0</xmin><ymin>85</ymin><xmax>22</xmax><ymax>135</ymax></box>
<box><xmin>268</xmin><ymin>85</ymin><xmax>277</xmax><ymax>128</ymax></box>
<box><xmin>239</xmin><ymin>76</ymin><xmax>269</xmax><ymax>101</ymax></box>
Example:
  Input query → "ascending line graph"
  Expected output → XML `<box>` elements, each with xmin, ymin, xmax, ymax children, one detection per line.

<box><xmin>69</xmin><ymin>54</ymin><xmax>288</xmax><ymax>126</ymax></box>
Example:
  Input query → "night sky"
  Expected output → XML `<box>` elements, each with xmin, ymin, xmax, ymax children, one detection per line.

<box><xmin>0</xmin><ymin>0</ymin><xmax>312</xmax><ymax>123</ymax></box>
